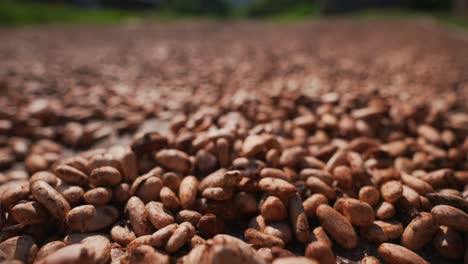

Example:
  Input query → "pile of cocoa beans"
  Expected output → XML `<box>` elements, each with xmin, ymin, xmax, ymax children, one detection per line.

<box><xmin>0</xmin><ymin>89</ymin><xmax>467</xmax><ymax>264</ymax></box>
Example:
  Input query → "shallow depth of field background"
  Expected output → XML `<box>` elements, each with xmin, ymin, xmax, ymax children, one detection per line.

<box><xmin>0</xmin><ymin>0</ymin><xmax>467</xmax><ymax>27</ymax></box>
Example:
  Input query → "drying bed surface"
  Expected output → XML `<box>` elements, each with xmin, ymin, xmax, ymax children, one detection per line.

<box><xmin>0</xmin><ymin>20</ymin><xmax>467</xmax><ymax>264</ymax></box>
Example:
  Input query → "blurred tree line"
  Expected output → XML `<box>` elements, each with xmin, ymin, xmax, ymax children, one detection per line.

<box><xmin>318</xmin><ymin>0</ymin><xmax>452</xmax><ymax>14</ymax></box>
<box><xmin>98</xmin><ymin>0</ymin><xmax>231</xmax><ymax>15</ymax></box>
<box><xmin>17</xmin><ymin>0</ymin><xmax>467</xmax><ymax>16</ymax></box>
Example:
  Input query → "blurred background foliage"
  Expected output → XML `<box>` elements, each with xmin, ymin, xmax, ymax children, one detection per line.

<box><xmin>0</xmin><ymin>0</ymin><xmax>466</xmax><ymax>26</ymax></box>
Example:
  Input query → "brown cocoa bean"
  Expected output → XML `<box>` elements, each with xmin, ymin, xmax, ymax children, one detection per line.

<box><xmin>34</xmin><ymin>241</ymin><xmax>66</xmax><ymax>263</ymax></box>
<box><xmin>401</xmin><ymin>212</ymin><xmax>437</xmax><ymax>251</ymax></box>
<box><xmin>375</xmin><ymin>201</ymin><xmax>396</xmax><ymax>220</ymax></box>
<box><xmin>66</xmin><ymin>205</ymin><xmax>118</xmax><ymax>232</ymax></box>
<box><xmin>160</xmin><ymin>186</ymin><xmax>181</xmax><ymax>210</ymax></box>
<box><xmin>259</xmin><ymin>177</ymin><xmax>297</xmax><ymax>198</ymax></box>
<box><xmin>0</xmin><ymin>235</ymin><xmax>37</xmax><ymax>264</ymax></box>
<box><xmin>1</xmin><ymin>180</ymin><xmax>30</xmax><ymax>211</ymax></box>
<box><xmin>361</xmin><ymin>256</ymin><xmax>380</xmax><ymax>264</ymax></box>
<box><xmin>146</xmin><ymin>201</ymin><xmax>174</xmax><ymax>229</ymax></box>
<box><xmin>125</xmin><ymin>196</ymin><xmax>154</xmax><ymax>236</ymax></box>
<box><xmin>30</xmin><ymin>171</ymin><xmax>57</xmax><ymax>187</ymax></box>
<box><xmin>121</xmin><ymin>244</ymin><xmax>169</xmax><ymax>264</ymax></box>
<box><xmin>111</xmin><ymin>224</ymin><xmax>136</xmax><ymax>246</ymax></box>
<box><xmin>288</xmin><ymin>193</ymin><xmax>309</xmax><ymax>243</ymax></box>
<box><xmin>264</xmin><ymin>222</ymin><xmax>292</xmax><ymax>244</ymax></box>
<box><xmin>431</xmin><ymin>205</ymin><xmax>468</xmax><ymax>232</ymax></box>
<box><xmin>244</xmin><ymin>228</ymin><xmax>285</xmax><ymax>248</ymax></box>
<box><xmin>305</xmin><ymin>177</ymin><xmax>335</xmax><ymax>200</ymax></box>
<box><xmin>303</xmin><ymin>193</ymin><xmax>328</xmax><ymax>219</ymax></box>
<box><xmin>360</xmin><ymin>220</ymin><xmax>403</xmax><ymax>244</ymax></box>
<box><xmin>432</xmin><ymin>226</ymin><xmax>464</xmax><ymax>260</ymax></box>
<box><xmin>359</xmin><ymin>186</ymin><xmax>380</xmax><ymax>207</ymax></box>
<box><xmin>261</xmin><ymin>196</ymin><xmax>287</xmax><ymax>222</ymax></box>
<box><xmin>378</xmin><ymin>243</ymin><xmax>428</xmax><ymax>264</ymax></box>
<box><xmin>56</xmin><ymin>181</ymin><xmax>84</xmax><ymax>205</ymax></box>
<box><xmin>176</xmin><ymin>210</ymin><xmax>202</xmax><ymax>227</ymax></box>
<box><xmin>31</xmin><ymin>180</ymin><xmax>70</xmax><ymax>219</ymax></box>
<box><xmin>83</xmin><ymin>187</ymin><xmax>112</xmax><ymax>205</ymax></box>
<box><xmin>165</xmin><ymin>222</ymin><xmax>196</xmax><ymax>253</ymax></box>
<box><xmin>309</xmin><ymin>226</ymin><xmax>332</xmax><ymax>248</ymax></box>
<box><xmin>316</xmin><ymin>204</ymin><xmax>358</xmax><ymax>249</ymax></box>
<box><xmin>154</xmin><ymin>149</ymin><xmax>191</xmax><ymax>173</ymax></box>
<box><xmin>342</xmin><ymin>198</ymin><xmax>375</xmax><ymax>227</ymax></box>
<box><xmin>273</xmin><ymin>257</ymin><xmax>318</xmax><ymax>264</ymax></box>
<box><xmin>380</xmin><ymin>180</ymin><xmax>403</xmax><ymax>203</ymax></box>
<box><xmin>89</xmin><ymin>166</ymin><xmax>122</xmax><ymax>187</ymax></box>
<box><xmin>10</xmin><ymin>201</ymin><xmax>49</xmax><ymax>225</ymax></box>
<box><xmin>54</xmin><ymin>164</ymin><xmax>88</xmax><ymax>185</ymax></box>
<box><xmin>305</xmin><ymin>241</ymin><xmax>335</xmax><ymax>264</ymax></box>
<box><xmin>197</xmin><ymin>213</ymin><xmax>225</xmax><ymax>238</ymax></box>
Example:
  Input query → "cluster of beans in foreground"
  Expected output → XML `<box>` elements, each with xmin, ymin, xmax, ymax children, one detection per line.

<box><xmin>0</xmin><ymin>91</ymin><xmax>467</xmax><ymax>264</ymax></box>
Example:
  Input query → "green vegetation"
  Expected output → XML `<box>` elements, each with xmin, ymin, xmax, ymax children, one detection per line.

<box><xmin>0</xmin><ymin>1</ymin><xmax>134</xmax><ymax>25</ymax></box>
<box><xmin>0</xmin><ymin>0</ymin><xmax>231</xmax><ymax>26</ymax></box>
<box><xmin>433</xmin><ymin>13</ymin><xmax>468</xmax><ymax>29</ymax></box>
<box><xmin>161</xmin><ymin>0</ymin><xmax>231</xmax><ymax>16</ymax></box>
<box><xmin>0</xmin><ymin>0</ymin><xmax>318</xmax><ymax>25</ymax></box>
<box><xmin>355</xmin><ymin>8</ymin><xmax>468</xmax><ymax>29</ymax></box>
<box><xmin>239</xmin><ymin>0</ymin><xmax>317</xmax><ymax>18</ymax></box>
<box><xmin>0</xmin><ymin>0</ymin><xmax>466</xmax><ymax>30</ymax></box>
<box><xmin>268</xmin><ymin>3</ymin><xmax>319</xmax><ymax>22</ymax></box>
